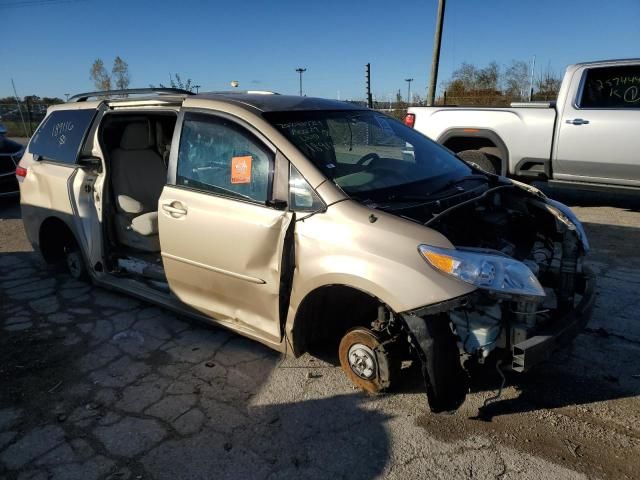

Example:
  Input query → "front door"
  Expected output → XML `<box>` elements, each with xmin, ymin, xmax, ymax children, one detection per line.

<box><xmin>158</xmin><ymin>111</ymin><xmax>292</xmax><ymax>341</ymax></box>
<box><xmin>554</xmin><ymin>63</ymin><xmax>640</xmax><ymax>186</ymax></box>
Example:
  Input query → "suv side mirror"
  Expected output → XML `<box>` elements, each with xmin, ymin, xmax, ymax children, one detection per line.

<box><xmin>78</xmin><ymin>156</ymin><xmax>102</xmax><ymax>171</ymax></box>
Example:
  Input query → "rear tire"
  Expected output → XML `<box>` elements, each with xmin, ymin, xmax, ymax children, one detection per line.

<box><xmin>457</xmin><ymin>150</ymin><xmax>499</xmax><ymax>175</ymax></box>
<box><xmin>65</xmin><ymin>248</ymin><xmax>88</xmax><ymax>281</ymax></box>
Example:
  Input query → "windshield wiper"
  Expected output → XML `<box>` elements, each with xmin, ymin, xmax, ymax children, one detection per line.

<box><xmin>430</xmin><ymin>174</ymin><xmax>489</xmax><ymax>195</ymax></box>
<box><xmin>385</xmin><ymin>174</ymin><xmax>489</xmax><ymax>202</ymax></box>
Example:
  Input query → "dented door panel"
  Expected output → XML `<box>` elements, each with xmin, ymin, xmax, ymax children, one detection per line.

<box><xmin>159</xmin><ymin>186</ymin><xmax>293</xmax><ymax>341</ymax></box>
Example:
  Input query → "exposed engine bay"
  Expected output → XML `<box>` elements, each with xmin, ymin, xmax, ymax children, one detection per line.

<box><xmin>374</xmin><ymin>181</ymin><xmax>594</xmax><ymax>413</ymax></box>
<box><xmin>427</xmin><ymin>186</ymin><xmax>585</xmax><ymax>362</ymax></box>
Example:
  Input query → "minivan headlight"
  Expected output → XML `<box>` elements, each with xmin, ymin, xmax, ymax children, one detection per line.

<box><xmin>418</xmin><ymin>245</ymin><xmax>545</xmax><ymax>297</ymax></box>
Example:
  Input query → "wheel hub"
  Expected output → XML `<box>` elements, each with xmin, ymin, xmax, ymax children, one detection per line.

<box><xmin>347</xmin><ymin>343</ymin><xmax>377</xmax><ymax>380</ymax></box>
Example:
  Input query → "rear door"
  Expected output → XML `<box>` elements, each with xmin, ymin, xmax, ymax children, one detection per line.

<box><xmin>554</xmin><ymin>64</ymin><xmax>640</xmax><ymax>186</ymax></box>
<box><xmin>159</xmin><ymin>110</ymin><xmax>293</xmax><ymax>341</ymax></box>
<box><xmin>21</xmin><ymin>104</ymin><xmax>103</xmax><ymax>263</ymax></box>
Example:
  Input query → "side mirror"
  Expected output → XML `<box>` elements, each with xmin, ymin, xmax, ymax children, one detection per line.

<box><xmin>78</xmin><ymin>156</ymin><xmax>102</xmax><ymax>171</ymax></box>
<box><xmin>266</xmin><ymin>199</ymin><xmax>288</xmax><ymax>210</ymax></box>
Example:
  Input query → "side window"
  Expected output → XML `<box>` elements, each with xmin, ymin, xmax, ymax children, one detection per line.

<box><xmin>176</xmin><ymin>113</ymin><xmax>273</xmax><ymax>203</ymax></box>
<box><xmin>289</xmin><ymin>165</ymin><xmax>324</xmax><ymax>212</ymax></box>
<box><xmin>29</xmin><ymin>109</ymin><xmax>97</xmax><ymax>164</ymax></box>
<box><xmin>579</xmin><ymin>65</ymin><xmax>640</xmax><ymax>109</ymax></box>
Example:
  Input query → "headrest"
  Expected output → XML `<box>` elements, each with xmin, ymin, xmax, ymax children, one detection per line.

<box><xmin>120</xmin><ymin>121</ymin><xmax>152</xmax><ymax>150</ymax></box>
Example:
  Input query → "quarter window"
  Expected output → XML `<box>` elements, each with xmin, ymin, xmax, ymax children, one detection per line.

<box><xmin>176</xmin><ymin>113</ymin><xmax>273</xmax><ymax>203</ymax></box>
<box><xmin>289</xmin><ymin>164</ymin><xmax>324</xmax><ymax>212</ymax></box>
<box><xmin>29</xmin><ymin>109</ymin><xmax>97</xmax><ymax>164</ymax></box>
<box><xmin>579</xmin><ymin>65</ymin><xmax>640</xmax><ymax>108</ymax></box>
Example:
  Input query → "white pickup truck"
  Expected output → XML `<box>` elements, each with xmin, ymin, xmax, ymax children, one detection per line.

<box><xmin>406</xmin><ymin>58</ymin><xmax>640</xmax><ymax>192</ymax></box>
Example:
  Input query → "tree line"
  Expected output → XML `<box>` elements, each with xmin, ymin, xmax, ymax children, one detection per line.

<box><xmin>436</xmin><ymin>59</ymin><xmax>562</xmax><ymax>106</ymax></box>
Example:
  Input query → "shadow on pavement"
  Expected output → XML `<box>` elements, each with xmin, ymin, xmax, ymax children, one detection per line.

<box><xmin>0</xmin><ymin>250</ymin><xmax>392</xmax><ymax>479</ymax></box>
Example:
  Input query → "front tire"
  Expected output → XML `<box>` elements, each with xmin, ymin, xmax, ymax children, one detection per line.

<box><xmin>458</xmin><ymin>149</ymin><xmax>499</xmax><ymax>174</ymax></box>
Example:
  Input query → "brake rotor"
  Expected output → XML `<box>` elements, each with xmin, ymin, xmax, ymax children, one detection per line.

<box><xmin>338</xmin><ymin>328</ymin><xmax>393</xmax><ymax>394</ymax></box>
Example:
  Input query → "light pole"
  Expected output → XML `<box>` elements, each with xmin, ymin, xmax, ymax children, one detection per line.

<box><xmin>405</xmin><ymin>78</ymin><xmax>414</xmax><ymax>105</ymax></box>
<box><xmin>194</xmin><ymin>85</ymin><xmax>201</xmax><ymax>94</ymax></box>
<box><xmin>296</xmin><ymin>68</ymin><xmax>307</xmax><ymax>96</ymax></box>
<box><xmin>64</xmin><ymin>93</ymin><xmax>70</xmax><ymax>102</ymax></box>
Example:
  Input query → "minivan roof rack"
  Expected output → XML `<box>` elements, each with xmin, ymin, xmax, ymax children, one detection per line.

<box><xmin>69</xmin><ymin>88</ymin><xmax>194</xmax><ymax>102</ymax></box>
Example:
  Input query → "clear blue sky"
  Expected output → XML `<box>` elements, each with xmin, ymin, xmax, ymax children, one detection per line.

<box><xmin>2</xmin><ymin>0</ymin><xmax>639</xmax><ymax>101</ymax></box>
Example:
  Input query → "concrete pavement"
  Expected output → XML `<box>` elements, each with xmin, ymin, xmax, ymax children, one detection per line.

<box><xmin>1</xmin><ymin>188</ymin><xmax>639</xmax><ymax>479</ymax></box>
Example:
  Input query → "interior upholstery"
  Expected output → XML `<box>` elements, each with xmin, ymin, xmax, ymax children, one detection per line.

<box><xmin>110</xmin><ymin>120</ymin><xmax>167</xmax><ymax>251</ymax></box>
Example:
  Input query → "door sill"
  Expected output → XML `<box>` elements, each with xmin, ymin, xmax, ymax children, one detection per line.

<box><xmin>91</xmin><ymin>273</ymin><xmax>286</xmax><ymax>353</ymax></box>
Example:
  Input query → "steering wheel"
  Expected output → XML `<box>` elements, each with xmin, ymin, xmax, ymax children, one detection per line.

<box><xmin>367</xmin><ymin>166</ymin><xmax>407</xmax><ymax>183</ymax></box>
<box><xmin>356</xmin><ymin>152</ymin><xmax>380</xmax><ymax>167</ymax></box>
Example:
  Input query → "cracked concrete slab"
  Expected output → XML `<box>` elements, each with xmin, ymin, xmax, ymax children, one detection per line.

<box><xmin>1</xmin><ymin>190</ymin><xmax>639</xmax><ymax>479</ymax></box>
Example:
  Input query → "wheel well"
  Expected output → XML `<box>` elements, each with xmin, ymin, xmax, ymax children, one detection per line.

<box><xmin>39</xmin><ymin>217</ymin><xmax>78</xmax><ymax>264</ymax></box>
<box><xmin>291</xmin><ymin>285</ymin><xmax>381</xmax><ymax>358</ymax></box>
<box><xmin>443</xmin><ymin>136</ymin><xmax>496</xmax><ymax>155</ymax></box>
<box><xmin>441</xmin><ymin>135</ymin><xmax>507</xmax><ymax>174</ymax></box>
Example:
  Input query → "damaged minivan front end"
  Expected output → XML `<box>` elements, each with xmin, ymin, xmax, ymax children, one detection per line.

<box><xmin>267</xmin><ymin>107</ymin><xmax>595</xmax><ymax>413</ymax></box>
<box><xmin>396</xmin><ymin>182</ymin><xmax>595</xmax><ymax>412</ymax></box>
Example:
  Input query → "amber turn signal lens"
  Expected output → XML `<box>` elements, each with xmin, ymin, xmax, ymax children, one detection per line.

<box><xmin>424</xmin><ymin>251</ymin><xmax>454</xmax><ymax>273</ymax></box>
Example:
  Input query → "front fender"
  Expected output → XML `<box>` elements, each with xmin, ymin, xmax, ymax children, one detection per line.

<box><xmin>287</xmin><ymin>200</ymin><xmax>476</xmax><ymax>322</ymax></box>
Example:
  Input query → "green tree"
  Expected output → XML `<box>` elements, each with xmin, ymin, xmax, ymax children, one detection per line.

<box><xmin>90</xmin><ymin>58</ymin><xmax>112</xmax><ymax>91</ymax></box>
<box><xmin>112</xmin><ymin>56</ymin><xmax>131</xmax><ymax>90</ymax></box>
<box><xmin>41</xmin><ymin>96</ymin><xmax>64</xmax><ymax>105</ymax></box>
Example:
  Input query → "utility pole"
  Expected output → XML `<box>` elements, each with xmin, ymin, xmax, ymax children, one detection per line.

<box><xmin>296</xmin><ymin>68</ymin><xmax>307</xmax><ymax>96</ymax></box>
<box><xmin>64</xmin><ymin>93</ymin><xmax>70</xmax><ymax>102</ymax></box>
<box><xmin>365</xmin><ymin>63</ymin><xmax>373</xmax><ymax>108</ymax></box>
<box><xmin>427</xmin><ymin>0</ymin><xmax>446</xmax><ymax>106</ymax></box>
<box><xmin>405</xmin><ymin>78</ymin><xmax>414</xmax><ymax>105</ymax></box>
<box><xmin>194</xmin><ymin>85</ymin><xmax>201</xmax><ymax>94</ymax></box>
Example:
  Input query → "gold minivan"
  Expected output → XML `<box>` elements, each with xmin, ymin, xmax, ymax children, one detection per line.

<box><xmin>17</xmin><ymin>89</ymin><xmax>595</xmax><ymax>412</ymax></box>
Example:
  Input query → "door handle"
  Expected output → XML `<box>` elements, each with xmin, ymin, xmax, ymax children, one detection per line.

<box><xmin>566</xmin><ymin>118</ymin><xmax>590</xmax><ymax>125</ymax></box>
<box><xmin>161</xmin><ymin>202</ymin><xmax>187</xmax><ymax>216</ymax></box>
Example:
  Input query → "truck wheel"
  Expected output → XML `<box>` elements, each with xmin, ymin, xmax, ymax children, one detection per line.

<box><xmin>458</xmin><ymin>150</ymin><xmax>499</xmax><ymax>174</ymax></box>
<box><xmin>338</xmin><ymin>328</ymin><xmax>398</xmax><ymax>394</ymax></box>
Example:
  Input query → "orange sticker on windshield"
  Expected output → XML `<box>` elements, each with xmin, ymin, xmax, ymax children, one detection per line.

<box><xmin>231</xmin><ymin>155</ymin><xmax>252</xmax><ymax>184</ymax></box>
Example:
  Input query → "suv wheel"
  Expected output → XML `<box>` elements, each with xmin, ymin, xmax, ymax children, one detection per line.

<box><xmin>338</xmin><ymin>328</ymin><xmax>398</xmax><ymax>394</ymax></box>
